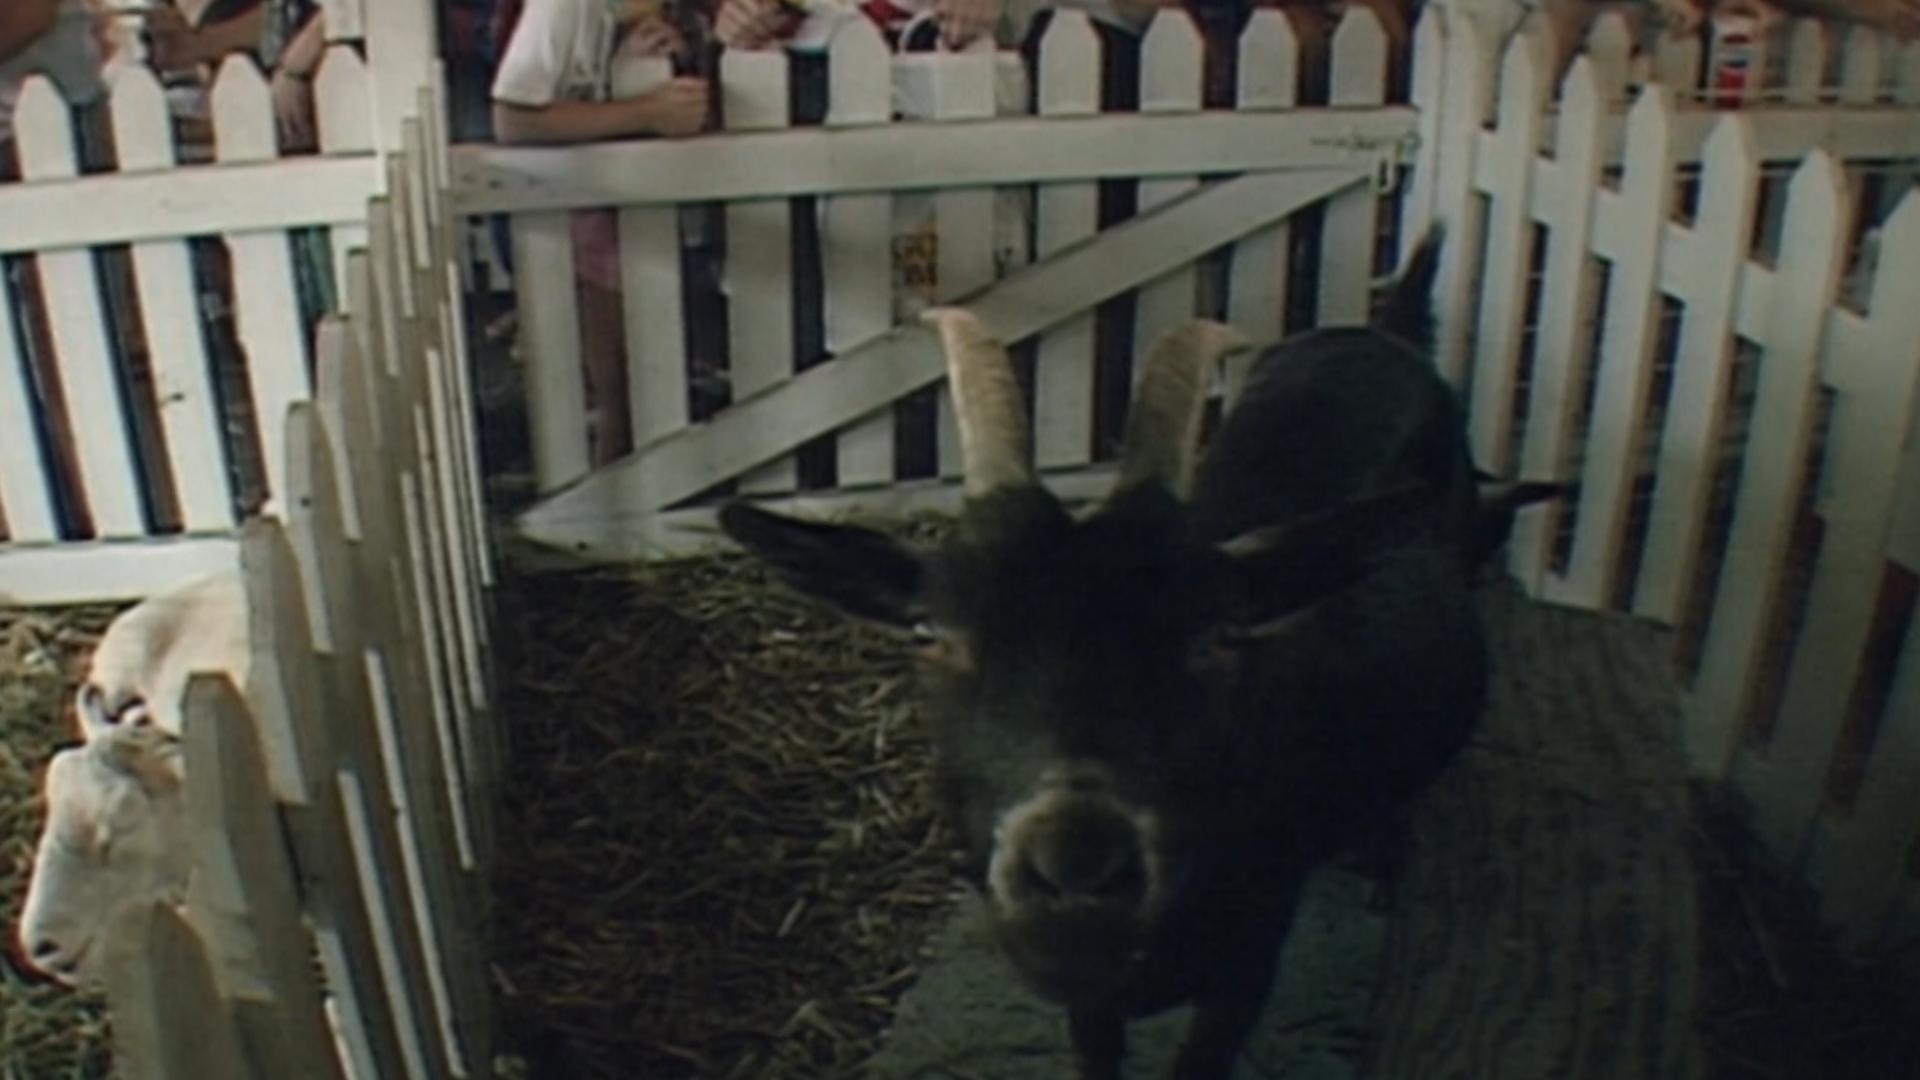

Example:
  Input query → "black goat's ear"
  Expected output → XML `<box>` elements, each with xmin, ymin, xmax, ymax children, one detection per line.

<box><xmin>718</xmin><ymin>502</ymin><xmax>928</xmax><ymax>628</ymax></box>
<box><xmin>1215</xmin><ymin>481</ymin><xmax>1431</xmax><ymax>629</ymax></box>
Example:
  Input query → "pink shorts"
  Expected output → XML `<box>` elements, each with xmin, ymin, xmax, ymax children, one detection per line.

<box><xmin>571</xmin><ymin>209</ymin><xmax>621</xmax><ymax>293</ymax></box>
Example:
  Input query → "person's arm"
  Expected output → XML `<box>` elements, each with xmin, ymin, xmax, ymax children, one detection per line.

<box><xmin>0</xmin><ymin>0</ymin><xmax>61</xmax><ymax>63</ymax></box>
<box><xmin>491</xmin><ymin>79</ymin><xmax>709</xmax><ymax>144</ymax></box>
<box><xmin>275</xmin><ymin>7</ymin><xmax>326</xmax><ymax>77</ymax></box>
<box><xmin>145</xmin><ymin>4</ymin><xmax>267</xmax><ymax>69</ymax></box>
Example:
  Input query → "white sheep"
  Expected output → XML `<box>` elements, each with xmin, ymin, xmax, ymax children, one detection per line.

<box><xmin>15</xmin><ymin>570</ymin><xmax>250</xmax><ymax>987</ymax></box>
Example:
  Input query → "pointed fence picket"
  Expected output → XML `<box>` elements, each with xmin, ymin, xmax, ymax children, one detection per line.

<box><xmin>0</xmin><ymin>53</ymin><xmax>382</xmax><ymax>604</ymax></box>
<box><xmin>1419</xmin><ymin>6</ymin><xmax>1920</xmax><ymax>951</ymax></box>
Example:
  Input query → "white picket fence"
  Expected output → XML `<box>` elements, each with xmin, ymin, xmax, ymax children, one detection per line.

<box><xmin>456</xmin><ymin>6</ymin><xmax>1415</xmax><ymax>554</ymax></box>
<box><xmin>99</xmin><ymin>102</ymin><xmax>501</xmax><ymax>1080</ymax></box>
<box><xmin>1416</xmin><ymin>8</ymin><xmax>1920</xmax><ymax>948</ymax></box>
<box><xmin>0</xmin><ymin>39</ymin><xmax>385</xmax><ymax>605</ymax></box>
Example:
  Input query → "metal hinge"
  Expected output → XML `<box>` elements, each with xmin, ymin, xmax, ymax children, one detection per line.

<box><xmin>1311</xmin><ymin>130</ymin><xmax>1421</xmax><ymax>194</ymax></box>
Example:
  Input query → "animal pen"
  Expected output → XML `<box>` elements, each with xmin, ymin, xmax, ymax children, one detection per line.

<box><xmin>0</xmin><ymin>0</ymin><xmax>1918</xmax><ymax>1076</ymax></box>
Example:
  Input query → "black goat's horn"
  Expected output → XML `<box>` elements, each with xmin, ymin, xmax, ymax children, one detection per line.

<box><xmin>922</xmin><ymin>308</ymin><xmax>1032</xmax><ymax>497</ymax></box>
<box><xmin>1116</xmin><ymin>321</ymin><xmax>1248</xmax><ymax>499</ymax></box>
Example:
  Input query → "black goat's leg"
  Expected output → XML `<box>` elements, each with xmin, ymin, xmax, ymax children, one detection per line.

<box><xmin>1170</xmin><ymin>882</ymin><xmax>1302</xmax><ymax>1080</ymax></box>
<box><xmin>1070</xmin><ymin>1005</ymin><xmax>1125</xmax><ymax>1080</ymax></box>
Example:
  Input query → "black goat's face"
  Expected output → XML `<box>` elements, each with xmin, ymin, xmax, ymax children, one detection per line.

<box><xmin>721</xmin><ymin>311</ymin><xmax>1412</xmax><ymax>1007</ymax></box>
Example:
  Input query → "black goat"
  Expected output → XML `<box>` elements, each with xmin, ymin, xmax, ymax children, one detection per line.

<box><xmin>721</xmin><ymin>232</ymin><xmax>1489</xmax><ymax>1078</ymax></box>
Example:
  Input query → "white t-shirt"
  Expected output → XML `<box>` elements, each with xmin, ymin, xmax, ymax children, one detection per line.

<box><xmin>0</xmin><ymin>0</ymin><xmax>106</xmax><ymax>147</ymax></box>
<box><xmin>491</xmin><ymin>0</ymin><xmax>620</xmax><ymax>108</ymax></box>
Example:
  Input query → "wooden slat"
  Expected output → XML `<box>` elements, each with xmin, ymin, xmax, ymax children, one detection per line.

<box><xmin>0</xmin><ymin>246</ymin><xmax>61</xmax><ymax>541</ymax></box>
<box><xmin>1031</xmin><ymin>10</ymin><xmax>1102</xmax><ymax>469</ymax></box>
<box><xmin>214</xmin><ymin>58</ymin><xmax>313</xmax><ymax>515</ymax></box>
<box><xmin>1688</xmin><ymin>152</ymin><xmax>1849</xmax><ymax>777</ymax></box>
<box><xmin>1634</xmin><ymin>115</ymin><xmax>1761</xmax><ymax>623</ymax></box>
<box><xmin>15</xmin><ymin>79</ymin><xmax>146</xmax><ymax>538</ymax></box>
<box><xmin>1782</xmin><ymin>19</ymin><xmax>1827</xmax><ymax>104</ymax></box>
<box><xmin>915</xmin><ymin>47</ymin><xmax>997</xmax><ymax>478</ymax></box>
<box><xmin>1507</xmin><ymin>58</ymin><xmax>1605</xmax><ymax>592</ymax></box>
<box><xmin>181</xmin><ymin>675</ymin><xmax>342</xmax><ymax>1080</ymax></box>
<box><xmin>511</xmin><ymin>210</ymin><xmax>588</xmax><ymax>491</ymax></box>
<box><xmin>318</xmin><ymin>47</ymin><xmax>377</xmax><ymax>305</ymax></box>
<box><xmin>823</xmin><ymin>21</ymin><xmax>896</xmax><ymax>487</ymax></box>
<box><xmin>1315</xmin><ymin>6</ymin><xmax>1390</xmax><ymax>327</ymax></box>
<box><xmin>1550</xmin><ymin>86</ymin><xmax>1677</xmax><ymax>610</ymax></box>
<box><xmin>283</xmin><ymin>404</ymin><xmax>455</xmax><ymax>1079</ymax></box>
<box><xmin>1430</xmin><ymin>11</ymin><xmax>1493</xmax><ymax>386</ymax></box>
<box><xmin>361</xmin><ymin>0</ymin><xmax>435</xmax><ymax>151</ymax></box>
<box><xmin>450</xmin><ymin>106</ymin><xmax>1420</xmax><ymax>214</ymax></box>
<box><xmin>1652</xmin><ymin>28</ymin><xmax>1701</xmax><ymax>90</ymax></box>
<box><xmin>1738</xmin><ymin>191</ymin><xmax>1920</xmax><ymax>860</ymax></box>
<box><xmin>104</xmin><ymin>902</ymin><xmax>252</xmax><ymax>1080</ymax></box>
<box><xmin>607</xmin><ymin>58</ymin><xmax>690</xmax><ymax>461</ymax></box>
<box><xmin>0</xmin><ymin>155</ymin><xmax>380</xmax><ymax>256</ymax></box>
<box><xmin>1805</xmin><ymin>581</ymin><xmax>1920</xmax><ymax>941</ymax></box>
<box><xmin>315</xmin><ymin>314</ymin><xmax>491</xmax><ymax>1070</ymax></box>
<box><xmin>1225</xmin><ymin>9</ymin><xmax>1301</xmax><ymax>372</ymax></box>
<box><xmin>1584</xmin><ymin>10</ymin><xmax>1634</xmax><ymax>102</ymax></box>
<box><xmin>1399</xmin><ymin>5</ymin><xmax>1447</xmax><ymax>262</ymax></box>
<box><xmin>1133</xmin><ymin>11</ymin><xmax>1205</xmax><ymax>371</ymax></box>
<box><xmin>1466</xmin><ymin>24</ymin><xmax>1552</xmax><ymax>477</ymax></box>
<box><xmin>518</xmin><ymin>167</ymin><xmax>1365</xmax><ymax>544</ymax></box>
<box><xmin>724</xmin><ymin>50</ymin><xmax>798</xmax><ymax>494</ymax></box>
<box><xmin>241</xmin><ymin>519</ymin><xmax>408</xmax><ymax>1078</ymax></box>
<box><xmin>110</xmin><ymin>64</ymin><xmax>233</xmax><ymax>533</ymax></box>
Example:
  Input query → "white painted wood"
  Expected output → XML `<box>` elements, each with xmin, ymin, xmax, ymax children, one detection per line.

<box><xmin>1225</xmin><ymin>10</ymin><xmax>1300</xmax><ymax>406</ymax></box>
<box><xmin>1689</xmin><ymin>152</ymin><xmax>1849</xmax><ymax>777</ymax></box>
<box><xmin>1467</xmin><ymin>25</ymin><xmax>1552</xmax><ymax>477</ymax></box>
<box><xmin>1399</xmin><ymin>4</ymin><xmax>1447</xmax><ymax>260</ymax></box>
<box><xmin>0</xmin><ymin>536</ymin><xmax>240</xmax><ymax>604</ymax></box>
<box><xmin>517</xmin><ymin>167</ymin><xmax>1365</xmax><ymax>540</ymax></box>
<box><xmin>319</xmin><ymin>0</ymin><xmax>364</xmax><ymax>41</ymax></box>
<box><xmin>1430</xmin><ymin>12</ymin><xmax>1492</xmax><ymax>387</ymax></box>
<box><xmin>180</xmin><ymin>675</ymin><xmax>343</xmax><ymax>1080</ymax></box>
<box><xmin>0</xmin><ymin>155</ymin><xmax>381</xmax><ymax>256</ymax></box>
<box><xmin>214</xmin><ymin>58</ymin><xmax>313</xmax><ymax>515</ymax></box>
<box><xmin>1585</xmin><ymin>10</ymin><xmax>1633</xmax><ymax>102</ymax></box>
<box><xmin>0</xmin><ymin>265</ymin><xmax>57</xmax><ymax>541</ymax></box>
<box><xmin>1782</xmin><ymin>19</ymin><xmax>1827</xmax><ymax>104</ymax></box>
<box><xmin>722</xmin><ymin>50</ymin><xmax>798</xmax><ymax>494</ymax></box>
<box><xmin>448</xmin><ymin>107</ymin><xmax>1421</xmax><ymax>215</ymax></box>
<box><xmin>362</xmin><ymin>0</ymin><xmax>435</xmax><ymax>152</ymax></box>
<box><xmin>1653</xmin><ymin>28</ymin><xmax>1702</xmax><ymax>92</ymax></box>
<box><xmin>1032</xmin><ymin>9</ymin><xmax>1102</xmax><ymax>470</ymax></box>
<box><xmin>1806</xmin><ymin>602</ymin><xmax>1920</xmax><ymax>943</ymax></box>
<box><xmin>1134</xmin><ymin>11</ymin><xmax>1205</xmax><ymax>376</ymax></box>
<box><xmin>318</xmin><ymin>47</ymin><xmax>377</xmax><ymax>308</ymax></box>
<box><xmin>239</xmin><ymin>520</ymin><xmax>408</xmax><ymax>1078</ymax></box>
<box><xmin>512</xmin><ymin>212</ymin><xmax>589</xmax><ymax>491</ymax></box>
<box><xmin>15</xmin><ymin>79</ymin><xmax>146</xmax><ymax>538</ymax></box>
<box><xmin>1316</xmin><ymin>6</ymin><xmax>1391</xmax><ymax>327</ymax></box>
<box><xmin>110</xmin><ymin>64</ymin><xmax>233</xmax><ymax>534</ymax></box>
<box><xmin>606</xmin><ymin>58</ymin><xmax>689</xmax><ymax>460</ymax></box>
<box><xmin>1741</xmin><ymin>191</ymin><xmax>1920</xmax><ymax>860</ymax></box>
<box><xmin>1838</xmin><ymin>26</ymin><xmax>1886</xmax><ymax>104</ymax></box>
<box><xmin>1507</xmin><ymin>58</ymin><xmax>1605</xmax><ymax>592</ymax></box>
<box><xmin>1634</xmin><ymin>115</ymin><xmax>1761</xmax><ymax>623</ymax></box>
<box><xmin>103</xmin><ymin>903</ymin><xmax>251</xmax><ymax>1080</ymax></box>
<box><xmin>822</xmin><ymin>20</ymin><xmax>895</xmax><ymax>487</ymax></box>
<box><xmin>1550</xmin><ymin>86</ymin><xmax>1677</xmax><ymax>610</ymax></box>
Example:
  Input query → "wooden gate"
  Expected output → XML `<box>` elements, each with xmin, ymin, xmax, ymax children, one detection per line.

<box><xmin>454</xmin><ymin>7</ymin><xmax>1417</xmax><ymax>557</ymax></box>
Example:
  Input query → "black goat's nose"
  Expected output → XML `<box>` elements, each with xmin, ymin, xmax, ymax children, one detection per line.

<box><xmin>1023</xmin><ymin>812</ymin><xmax>1147</xmax><ymax>901</ymax></box>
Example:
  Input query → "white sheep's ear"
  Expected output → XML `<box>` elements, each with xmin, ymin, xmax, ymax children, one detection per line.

<box><xmin>97</xmin><ymin>726</ymin><xmax>183</xmax><ymax>796</ymax></box>
<box><xmin>75</xmin><ymin>684</ymin><xmax>114</xmax><ymax>741</ymax></box>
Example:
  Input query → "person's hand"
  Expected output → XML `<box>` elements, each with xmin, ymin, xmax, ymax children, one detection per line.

<box><xmin>630</xmin><ymin>76</ymin><xmax>709</xmax><ymax>137</ymax></box>
<box><xmin>932</xmin><ymin>0</ymin><xmax>997</xmax><ymax>48</ymax></box>
<box><xmin>713</xmin><ymin>0</ymin><xmax>804</xmax><ymax>50</ymax></box>
<box><xmin>141</xmin><ymin>5</ymin><xmax>199</xmax><ymax>69</ymax></box>
<box><xmin>270</xmin><ymin>68</ymin><xmax>317</xmax><ymax>151</ymax></box>
<box><xmin>618</xmin><ymin>13</ymin><xmax>685</xmax><ymax>58</ymax></box>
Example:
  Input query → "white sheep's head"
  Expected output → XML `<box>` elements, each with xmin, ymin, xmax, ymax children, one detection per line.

<box><xmin>15</xmin><ymin>726</ymin><xmax>191</xmax><ymax>987</ymax></box>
